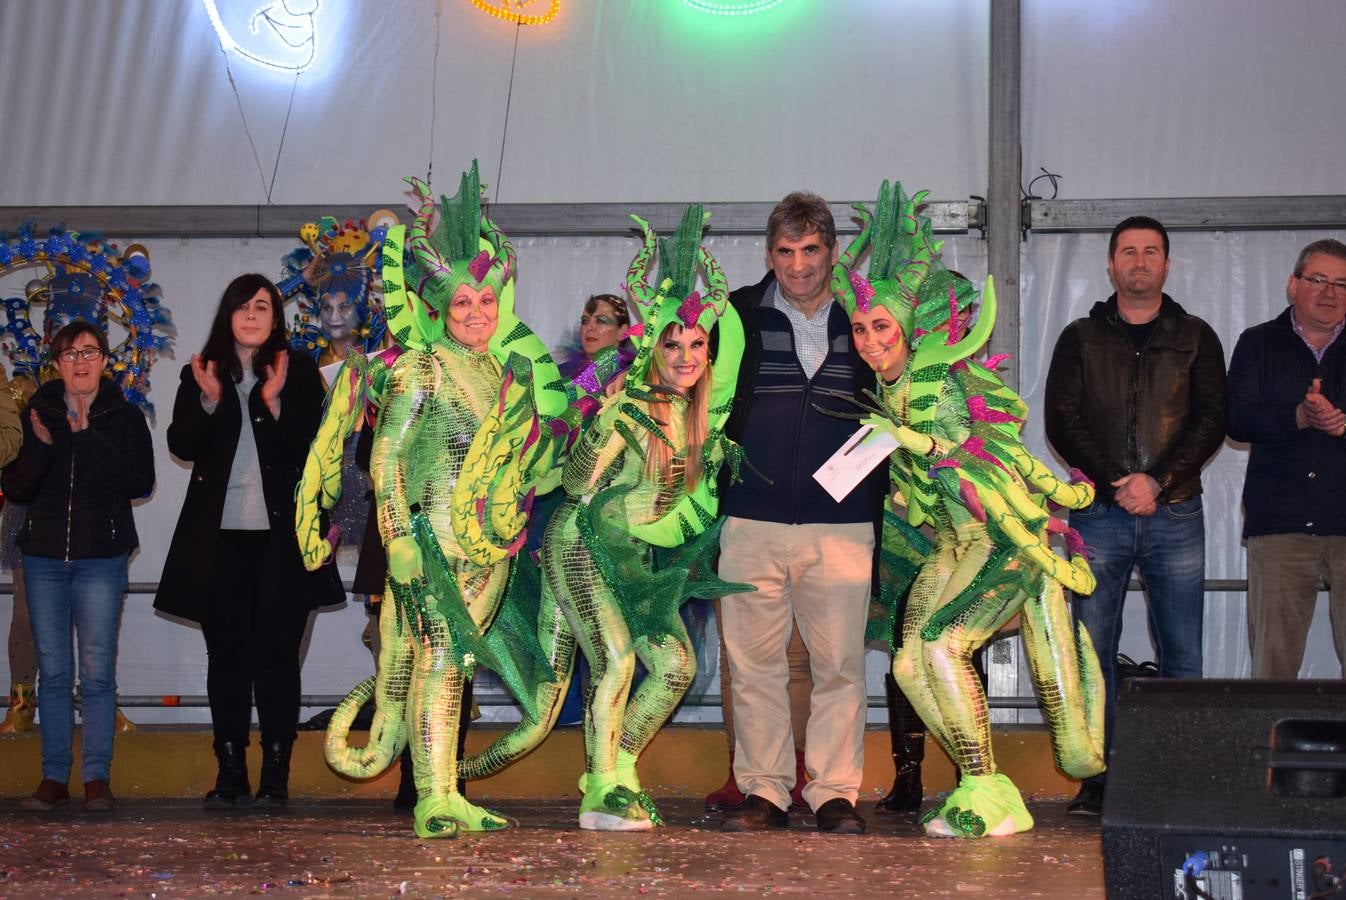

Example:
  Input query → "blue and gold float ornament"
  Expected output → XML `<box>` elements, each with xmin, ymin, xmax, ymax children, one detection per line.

<box><xmin>683</xmin><ymin>0</ymin><xmax>785</xmax><ymax>15</ymax></box>
<box><xmin>0</xmin><ymin>225</ymin><xmax>173</xmax><ymax>419</ymax></box>
<box><xmin>277</xmin><ymin>212</ymin><xmax>393</xmax><ymax>362</ymax></box>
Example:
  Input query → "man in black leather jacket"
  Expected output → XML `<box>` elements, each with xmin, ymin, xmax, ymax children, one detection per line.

<box><xmin>1044</xmin><ymin>216</ymin><xmax>1227</xmax><ymax>817</ymax></box>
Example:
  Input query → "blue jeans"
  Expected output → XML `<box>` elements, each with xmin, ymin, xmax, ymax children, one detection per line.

<box><xmin>24</xmin><ymin>553</ymin><xmax>129</xmax><ymax>783</ymax></box>
<box><xmin>1069</xmin><ymin>497</ymin><xmax>1205</xmax><ymax>786</ymax></box>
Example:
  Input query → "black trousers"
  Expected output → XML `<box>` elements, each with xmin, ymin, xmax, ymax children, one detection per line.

<box><xmin>202</xmin><ymin>530</ymin><xmax>311</xmax><ymax>748</ymax></box>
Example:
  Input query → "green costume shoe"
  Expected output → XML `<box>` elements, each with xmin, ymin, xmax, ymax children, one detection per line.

<box><xmin>988</xmin><ymin>773</ymin><xmax>1034</xmax><ymax>834</ymax></box>
<box><xmin>578</xmin><ymin>753</ymin><xmax>665</xmax><ymax>828</ymax></box>
<box><xmin>921</xmin><ymin>773</ymin><xmax>1032</xmax><ymax>838</ymax></box>
<box><xmin>413</xmin><ymin>794</ymin><xmax>509</xmax><ymax>839</ymax></box>
<box><xmin>578</xmin><ymin>774</ymin><xmax>653</xmax><ymax>831</ymax></box>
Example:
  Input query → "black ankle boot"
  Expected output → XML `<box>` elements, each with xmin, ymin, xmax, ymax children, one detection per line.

<box><xmin>205</xmin><ymin>740</ymin><xmax>253</xmax><ymax>808</ymax></box>
<box><xmin>875</xmin><ymin>673</ymin><xmax>925</xmax><ymax>815</ymax></box>
<box><xmin>254</xmin><ymin>739</ymin><xmax>293</xmax><ymax>807</ymax></box>
<box><xmin>394</xmin><ymin>743</ymin><xmax>416</xmax><ymax>814</ymax></box>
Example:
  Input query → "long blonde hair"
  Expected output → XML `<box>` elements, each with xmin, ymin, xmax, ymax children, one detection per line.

<box><xmin>644</xmin><ymin>324</ymin><xmax>711</xmax><ymax>490</ymax></box>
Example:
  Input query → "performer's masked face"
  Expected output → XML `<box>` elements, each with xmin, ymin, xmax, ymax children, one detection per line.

<box><xmin>580</xmin><ymin>296</ymin><xmax>626</xmax><ymax>358</ymax></box>
<box><xmin>446</xmin><ymin>284</ymin><xmax>498</xmax><ymax>352</ymax></box>
<box><xmin>850</xmin><ymin>304</ymin><xmax>909</xmax><ymax>382</ymax></box>
<box><xmin>654</xmin><ymin>323</ymin><xmax>709</xmax><ymax>392</ymax></box>
<box><xmin>318</xmin><ymin>290</ymin><xmax>357</xmax><ymax>341</ymax></box>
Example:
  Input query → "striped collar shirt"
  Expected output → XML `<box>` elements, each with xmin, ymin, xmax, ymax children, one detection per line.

<box><xmin>1291</xmin><ymin>308</ymin><xmax>1346</xmax><ymax>363</ymax></box>
<box><xmin>765</xmin><ymin>283</ymin><xmax>834</xmax><ymax>379</ymax></box>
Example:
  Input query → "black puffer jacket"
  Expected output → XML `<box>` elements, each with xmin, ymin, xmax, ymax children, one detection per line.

<box><xmin>1</xmin><ymin>378</ymin><xmax>155</xmax><ymax>559</ymax></box>
<box><xmin>1044</xmin><ymin>293</ymin><xmax>1227</xmax><ymax>505</ymax></box>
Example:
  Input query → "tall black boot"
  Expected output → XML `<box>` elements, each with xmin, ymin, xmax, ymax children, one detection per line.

<box><xmin>204</xmin><ymin>740</ymin><xmax>253</xmax><ymax>809</ymax></box>
<box><xmin>457</xmin><ymin>678</ymin><xmax>473</xmax><ymax>797</ymax></box>
<box><xmin>254</xmin><ymin>738</ymin><xmax>294</xmax><ymax>807</ymax></box>
<box><xmin>394</xmin><ymin>744</ymin><xmax>416</xmax><ymax>814</ymax></box>
<box><xmin>875</xmin><ymin>673</ymin><xmax>925</xmax><ymax>814</ymax></box>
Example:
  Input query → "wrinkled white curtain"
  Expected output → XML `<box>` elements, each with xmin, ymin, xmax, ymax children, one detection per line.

<box><xmin>2</xmin><ymin>0</ymin><xmax>1345</xmax><ymax>723</ymax></box>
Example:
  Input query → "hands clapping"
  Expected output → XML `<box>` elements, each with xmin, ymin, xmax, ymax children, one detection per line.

<box><xmin>260</xmin><ymin>351</ymin><xmax>288</xmax><ymax>418</ymax></box>
<box><xmin>190</xmin><ymin>354</ymin><xmax>222</xmax><ymax>406</ymax></box>
<box><xmin>1299</xmin><ymin>378</ymin><xmax>1346</xmax><ymax>437</ymax></box>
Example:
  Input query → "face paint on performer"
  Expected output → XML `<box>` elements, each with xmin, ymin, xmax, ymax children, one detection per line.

<box><xmin>318</xmin><ymin>291</ymin><xmax>357</xmax><ymax>342</ymax></box>
<box><xmin>446</xmin><ymin>284</ymin><xmax>499</xmax><ymax>352</ymax></box>
<box><xmin>654</xmin><ymin>323</ymin><xmax>709</xmax><ymax>392</ymax></box>
<box><xmin>850</xmin><ymin>305</ymin><xmax>909</xmax><ymax>382</ymax></box>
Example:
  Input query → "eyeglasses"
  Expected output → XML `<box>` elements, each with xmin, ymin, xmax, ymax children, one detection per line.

<box><xmin>1297</xmin><ymin>274</ymin><xmax>1346</xmax><ymax>294</ymax></box>
<box><xmin>56</xmin><ymin>347</ymin><xmax>105</xmax><ymax>363</ymax></box>
<box><xmin>580</xmin><ymin>315</ymin><xmax>620</xmax><ymax>328</ymax></box>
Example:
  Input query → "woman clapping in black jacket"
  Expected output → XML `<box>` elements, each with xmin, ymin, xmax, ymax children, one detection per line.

<box><xmin>155</xmin><ymin>274</ymin><xmax>343</xmax><ymax>808</ymax></box>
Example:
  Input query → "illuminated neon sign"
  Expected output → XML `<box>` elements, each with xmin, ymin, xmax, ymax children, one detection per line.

<box><xmin>469</xmin><ymin>0</ymin><xmax>560</xmax><ymax>26</ymax></box>
<box><xmin>683</xmin><ymin>0</ymin><xmax>785</xmax><ymax>15</ymax></box>
<box><xmin>202</xmin><ymin>0</ymin><xmax>322</xmax><ymax>74</ymax></box>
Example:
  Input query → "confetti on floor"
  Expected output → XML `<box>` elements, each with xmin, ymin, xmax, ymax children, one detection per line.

<box><xmin>0</xmin><ymin>799</ymin><xmax>1106</xmax><ymax>897</ymax></box>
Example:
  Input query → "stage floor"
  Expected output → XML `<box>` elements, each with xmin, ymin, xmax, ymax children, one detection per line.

<box><xmin>0</xmin><ymin>798</ymin><xmax>1104</xmax><ymax>897</ymax></box>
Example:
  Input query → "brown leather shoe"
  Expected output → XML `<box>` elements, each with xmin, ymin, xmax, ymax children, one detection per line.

<box><xmin>721</xmin><ymin>794</ymin><xmax>788</xmax><ymax>831</ymax></box>
<box><xmin>20</xmin><ymin>779</ymin><xmax>70</xmax><ymax>811</ymax></box>
<box><xmin>83</xmin><ymin>779</ymin><xmax>117</xmax><ymax>811</ymax></box>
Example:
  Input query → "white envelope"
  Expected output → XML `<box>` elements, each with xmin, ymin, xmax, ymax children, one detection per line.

<box><xmin>813</xmin><ymin>424</ymin><xmax>899</xmax><ymax>503</ymax></box>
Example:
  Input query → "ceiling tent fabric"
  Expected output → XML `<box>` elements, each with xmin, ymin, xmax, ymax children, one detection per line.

<box><xmin>0</xmin><ymin>0</ymin><xmax>988</xmax><ymax>205</ymax></box>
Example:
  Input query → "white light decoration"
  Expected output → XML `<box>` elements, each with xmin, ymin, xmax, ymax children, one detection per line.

<box><xmin>203</xmin><ymin>0</ymin><xmax>322</xmax><ymax>74</ymax></box>
<box><xmin>683</xmin><ymin>0</ymin><xmax>785</xmax><ymax>15</ymax></box>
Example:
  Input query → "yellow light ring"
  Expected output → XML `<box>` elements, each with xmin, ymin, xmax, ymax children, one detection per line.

<box><xmin>469</xmin><ymin>0</ymin><xmax>559</xmax><ymax>26</ymax></box>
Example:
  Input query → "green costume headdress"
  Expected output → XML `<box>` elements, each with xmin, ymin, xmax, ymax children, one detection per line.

<box><xmin>392</xmin><ymin>161</ymin><xmax>516</xmax><ymax>349</ymax></box>
<box><xmin>623</xmin><ymin>204</ymin><xmax>733</xmax><ymax>385</ymax></box>
<box><xmin>831</xmin><ymin>179</ymin><xmax>981</xmax><ymax>355</ymax></box>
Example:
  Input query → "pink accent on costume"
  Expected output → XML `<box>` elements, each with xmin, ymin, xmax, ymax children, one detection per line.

<box><xmin>959</xmin><ymin>478</ymin><xmax>988</xmax><ymax>523</ymax></box>
<box><xmin>468</xmin><ymin>250</ymin><xmax>492</xmax><ymax>282</ymax></box>
<box><xmin>849</xmin><ymin>272</ymin><xmax>876</xmax><ymax>313</ymax></box>
<box><xmin>967</xmin><ymin>395</ymin><xmax>1023</xmax><ymax>424</ymax></box>
<box><xmin>677</xmin><ymin>292</ymin><xmax>704</xmax><ymax>328</ymax></box>
<box><xmin>961</xmin><ymin>435</ymin><xmax>1010</xmax><ymax>472</ymax></box>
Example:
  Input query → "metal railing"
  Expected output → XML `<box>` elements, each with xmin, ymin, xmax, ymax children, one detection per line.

<box><xmin>0</xmin><ymin>576</ymin><xmax>1277</xmax><ymax>711</ymax></box>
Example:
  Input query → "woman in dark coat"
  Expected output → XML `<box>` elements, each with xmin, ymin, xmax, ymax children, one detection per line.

<box><xmin>3</xmin><ymin>320</ymin><xmax>155</xmax><ymax>812</ymax></box>
<box><xmin>155</xmin><ymin>273</ymin><xmax>343</xmax><ymax>808</ymax></box>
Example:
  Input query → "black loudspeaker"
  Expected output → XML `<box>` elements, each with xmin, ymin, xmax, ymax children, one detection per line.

<box><xmin>1102</xmin><ymin>679</ymin><xmax>1346</xmax><ymax>900</ymax></box>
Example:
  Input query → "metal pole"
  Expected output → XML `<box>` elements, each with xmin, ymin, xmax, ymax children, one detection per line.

<box><xmin>986</xmin><ymin>0</ymin><xmax>1022</xmax><ymax>391</ymax></box>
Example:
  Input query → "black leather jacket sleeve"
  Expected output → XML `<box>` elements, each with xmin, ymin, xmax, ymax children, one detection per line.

<box><xmin>1044</xmin><ymin>322</ymin><xmax>1129</xmax><ymax>490</ymax></box>
<box><xmin>1147</xmin><ymin>321</ymin><xmax>1227</xmax><ymax>498</ymax></box>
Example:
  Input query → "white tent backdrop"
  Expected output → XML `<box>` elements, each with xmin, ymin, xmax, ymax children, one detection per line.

<box><xmin>1</xmin><ymin>0</ymin><xmax>1345</xmax><ymax>723</ymax></box>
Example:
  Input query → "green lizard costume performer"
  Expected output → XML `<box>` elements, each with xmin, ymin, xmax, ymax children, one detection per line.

<box><xmin>539</xmin><ymin>206</ymin><xmax>748</xmax><ymax>831</ymax></box>
<box><xmin>833</xmin><ymin>181</ymin><xmax>1106</xmax><ymax>838</ymax></box>
<box><xmin>298</xmin><ymin>163</ymin><xmax>569</xmax><ymax>839</ymax></box>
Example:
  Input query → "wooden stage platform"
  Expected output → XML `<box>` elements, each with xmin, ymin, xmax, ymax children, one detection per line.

<box><xmin>0</xmin><ymin>799</ymin><xmax>1105</xmax><ymax>897</ymax></box>
<box><xmin>1</xmin><ymin>724</ymin><xmax>1105</xmax><ymax>896</ymax></box>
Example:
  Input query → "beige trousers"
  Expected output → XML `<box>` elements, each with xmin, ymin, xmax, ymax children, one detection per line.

<box><xmin>719</xmin><ymin>517</ymin><xmax>874</xmax><ymax>812</ymax></box>
<box><xmin>1247</xmin><ymin>533</ymin><xmax>1346</xmax><ymax>678</ymax></box>
<box><xmin>715</xmin><ymin>598</ymin><xmax>811</xmax><ymax>754</ymax></box>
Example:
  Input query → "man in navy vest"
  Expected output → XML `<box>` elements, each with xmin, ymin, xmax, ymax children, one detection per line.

<box><xmin>717</xmin><ymin>192</ymin><xmax>884</xmax><ymax>834</ymax></box>
<box><xmin>1228</xmin><ymin>238</ymin><xmax>1346</xmax><ymax>680</ymax></box>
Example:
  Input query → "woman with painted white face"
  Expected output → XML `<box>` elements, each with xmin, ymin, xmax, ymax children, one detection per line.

<box><xmin>155</xmin><ymin>274</ymin><xmax>343</xmax><ymax>810</ymax></box>
<box><xmin>3</xmin><ymin>321</ymin><xmax>154</xmax><ymax>813</ymax></box>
